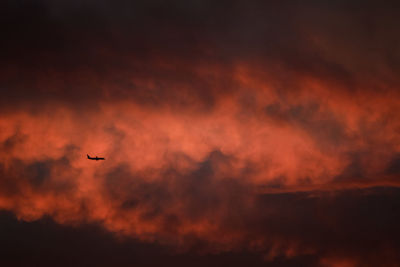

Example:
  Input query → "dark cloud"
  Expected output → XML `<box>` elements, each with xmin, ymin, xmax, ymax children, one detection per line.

<box><xmin>0</xmin><ymin>141</ymin><xmax>79</xmax><ymax>203</ymax></box>
<box><xmin>0</xmin><ymin>131</ymin><xmax>27</xmax><ymax>153</ymax></box>
<box><xmin>0</xmin><ymin>211</ymin><xmax>281</xmax><ymax>267</ymax></box>
<box><xmin>1</xmin><ymin>0</ymin><xmax>399</xmax><ymax>112</ymax></box>
<box><xmin>386</xmin><ymin>154</ymin><xmax>400</xmax><ymax>175</ymax></box>
<box><xmin>265</xmin><ymin>102</ymin><xmax>348</xmax><ymax>149</ymax></box>
<box><xmin>253</xmin><ymin>187</ymin><xmax>400</xmax><ymax>266</ymax></box>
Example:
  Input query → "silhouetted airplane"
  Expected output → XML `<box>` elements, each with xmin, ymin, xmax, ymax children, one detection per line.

<box><xmin>87</xmin><ymin>154</ymin><xmax>105</xmax><ymax>161</ymax></box>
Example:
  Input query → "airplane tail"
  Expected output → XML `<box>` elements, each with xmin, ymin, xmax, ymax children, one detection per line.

<box><xmin>87</xmin><ymin>154</ymin><xmax>90</xmax><ymax>159</ymax></box>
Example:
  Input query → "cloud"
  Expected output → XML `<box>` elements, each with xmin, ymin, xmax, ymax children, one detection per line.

<box><xmin>1</xmin><ymin>0</ymin><xmax>400</xmax><ymax>266</ymax></box>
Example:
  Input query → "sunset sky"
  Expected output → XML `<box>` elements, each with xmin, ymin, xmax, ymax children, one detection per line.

<box><xmin>1</xmin><ymin>1</ymin><xmax>400</xmax><ymax>266</ymax></box>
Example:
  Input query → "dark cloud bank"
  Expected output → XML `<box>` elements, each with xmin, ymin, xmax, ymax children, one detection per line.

<box><xmin>1</xmin><ymin>0</ymin><xmax>400</xmax><ymax>110</ymax></box>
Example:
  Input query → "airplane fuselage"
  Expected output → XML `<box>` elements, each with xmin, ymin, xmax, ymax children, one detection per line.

<box><xmin>87</xmin><ymin>154</ymin><xmax>105</xmax><ymax>160</ymax></box>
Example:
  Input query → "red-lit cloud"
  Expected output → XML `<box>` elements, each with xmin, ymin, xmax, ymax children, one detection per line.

<box><xmin>1</xmin><ymin>1</ymin><xmax>400</xmax><ymax>266</ymax></box>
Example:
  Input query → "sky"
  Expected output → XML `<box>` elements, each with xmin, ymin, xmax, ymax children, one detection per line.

<box><xmin>1</xmin><ymin>1</ymin><xmax>400</xmax><ymax>266</ymax></box>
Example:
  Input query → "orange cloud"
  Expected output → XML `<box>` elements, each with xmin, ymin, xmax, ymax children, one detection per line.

<box><xmin>1</xmin><ymin>1</ymin><xmax>400</xmax><ymax>265</ymax></box>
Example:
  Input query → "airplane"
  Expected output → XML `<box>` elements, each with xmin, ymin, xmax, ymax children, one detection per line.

<box><xmin>87</xmin><ymin>154</ymin><xmax>105</xmax><ymax>161</ymax></box>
